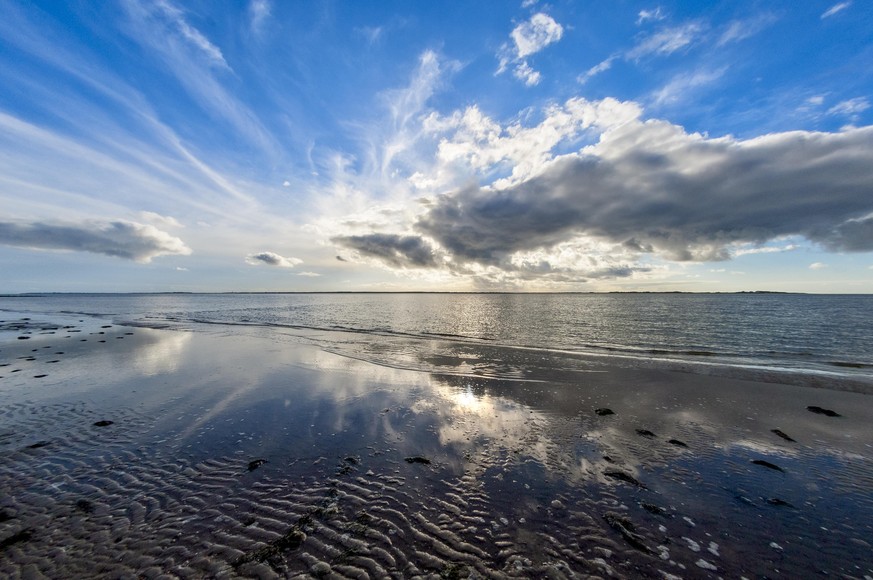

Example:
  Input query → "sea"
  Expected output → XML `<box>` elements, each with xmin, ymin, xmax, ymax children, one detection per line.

<box><xmin>2</xmin><ymin>292</ymin><xmax>872</xmax><ymax>390</ymax></box>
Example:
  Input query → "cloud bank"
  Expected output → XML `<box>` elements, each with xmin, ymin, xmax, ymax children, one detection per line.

<box><xmin>0</xmin><ymin>219</ymin><xmax>191</xmax><ymax>262</ymax></box>
<box><xmin>333</xmin><ymin>98</ymin><xmax>873</xmax><ymax>280</ymax></box>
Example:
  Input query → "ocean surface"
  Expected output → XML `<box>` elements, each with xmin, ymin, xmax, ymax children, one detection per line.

<box><xmin>2</xmin><ymin>292</ymin><xmax>872</xmax><ymax>389</ymax></box>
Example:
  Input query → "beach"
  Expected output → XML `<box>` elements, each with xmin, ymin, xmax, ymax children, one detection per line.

<box><xmin>1</xmin><ymin>311</ymin><xmax>873</xmax><ymax>578</ymax></box>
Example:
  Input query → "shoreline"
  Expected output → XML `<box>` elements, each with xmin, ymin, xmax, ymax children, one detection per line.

<box><xmin>1</xmin><ymin>314</ymin><xmax>872</xmax><ymax>577</ymax></box>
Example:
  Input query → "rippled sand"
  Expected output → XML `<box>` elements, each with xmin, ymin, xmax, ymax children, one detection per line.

<box><xmin>1</xmin><ymin>316</ymin><xmax>872</xmax><ymax>578</ymax></box>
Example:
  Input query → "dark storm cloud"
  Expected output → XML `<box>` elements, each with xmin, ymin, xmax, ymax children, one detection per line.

<box><xmin>331</xmin><ymin>233</ymin><xmax>439</xmax><ymax>268</ymax></box>
<box><xmin>416</xmin><ymin>123</ymin><xmax>873</xmax><ymax>263</ymax></box>
<box><xmin>0</xmin><ymin>219</ymin><xmax>191</xmax><ymax>262</ymax></box>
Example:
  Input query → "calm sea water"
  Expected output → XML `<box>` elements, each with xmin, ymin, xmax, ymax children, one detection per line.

<box><xmin>2</xmin><ymin>292</ymin><xmax>872</xmax><ymax>387</ymax></box>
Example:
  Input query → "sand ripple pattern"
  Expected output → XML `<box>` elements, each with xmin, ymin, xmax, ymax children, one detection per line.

<box><xmin>0</xmin><ymin>401</ymin><xmax>686</xmax><ymax>579</ymax></box>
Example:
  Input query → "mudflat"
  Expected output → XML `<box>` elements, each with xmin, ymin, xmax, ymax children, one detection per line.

<box><xmin>1</xmin><ymin>315</ymin><xmax>872</xmax><ymax>578</ymax></box>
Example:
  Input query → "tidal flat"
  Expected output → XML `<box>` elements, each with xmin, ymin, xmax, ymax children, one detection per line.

<box><xmin>1</xmin><ymin>314</ymin><xmax>872</xmax><ymax>578</ymax></box>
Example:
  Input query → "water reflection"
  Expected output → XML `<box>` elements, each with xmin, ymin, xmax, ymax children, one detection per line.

<box><xmin>3</xmin><ymin>321</ymin><xmax>871</xmax><ymax>577</ymax></box>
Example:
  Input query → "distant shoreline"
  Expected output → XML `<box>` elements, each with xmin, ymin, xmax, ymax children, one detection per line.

<box><xmin>1</xmin><ymin>290</ymin><xmax>849</xmax><ymax>297</ymax></box>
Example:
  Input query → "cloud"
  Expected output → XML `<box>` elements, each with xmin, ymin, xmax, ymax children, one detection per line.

<box><xmin>0</xmin><ymin>219</ymin><xmax>191</xmax><ymax>262</ymax></box>
<box><xmin>409</xmin><ymin>99</ymin><xmax>873</xmax><ymax>267</ymax></box>
<box><xmin>717</xmin><ymin>14</ymin><xmax>777</xmax><ymax>46</ymax></box>
<box><xmin>138</xmin><ymin>211</ymin><xmax>183</xmax><ymax>229</ymax></box>
<box><xmin>637</xmin><ymin>8</ymin><xmax>666</xmax><ymax>25</ymax></box>
<box><xmin>821</xmin><ymin>2</ymin><xmax>851</xmax><ymax>19</ymax></box>
<box><xmin>809</xmin><ymin>262</ymin><xmax>828</xmax><ymax>270</ymax></box>
<box><xmin>580</xmin><ymin>21</ymin><xmax>703</xmax><ymax>85</ymax></box>
<box><xmin>419</xmin><ymin>97</ymin><xmax>642</xmax><ymax>191</ymax></box>
<box><xmin>331</xmin><ymin>233</ymin><xmax>440</xmax><ymax>269</ymax></box>
<box><xmin>827</xmin><ymin>97</ymin><xmax>870</xmax><ymax>116</ymax></box>
<box><xmin>627</xmin><ymin>22</ymin><xmax>703</xmax><ymax>60</ymax></box>
<box><xmin>330</xmin><ymin>96</ymin><xmax>873</xmax><ymax>286</ymax></box>
<box><xmin>297</xmin><ymin>271</ymin><xmax>321</xmax><ymax>277</ymax></box>
<box><xmin>652</xmin><ymin>67</ymin><xmax>727</xmax><ymax>106</ymax></box>
<box><xmin>513</xmin><ymin>61</ymin><xmax>541</xmax><ymax>87</ymax></box>
<box><xmin>121</xmin><ymin>0</ymin><xmax>278</xmax><ymax>156</ymax></box>
<box><xmin>498</xmin><ymin>13</ymin><xmax>563</xmax><ymax>86</ymax></box>
<box><xmin>249</xmin><ymin>0</ymin><xmax>271</xmax><ymax>34</ymax></box>
<box><xmin>511</xmin><ymin>13</ymin><xmax>564</xmax><ymax>58</ymax></box>
<box><xmin>143</xmin><ymin>0</ymin><xmax>229</xmax><ymax>69</ymax></box>
<box><xmin>578</xmin><ymin>56</ymin><xmax>616</xmax><ymax>85</ymax></box>
<box><xmin>244</xmin><ymin>251</ymin><xmax>302</xmax><ymax>267</ymax></box>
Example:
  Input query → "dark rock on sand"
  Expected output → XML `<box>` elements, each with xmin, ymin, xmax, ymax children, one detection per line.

<box><xmin>17</xmin><ymin>336</ymin><xmax>30</xmax><ymax>340</ymax></box>
<box><xmin>636</xmin><ymin>429</ymin><xmax>656</xmax><ymax>438</ymax></box>
<box><xmin>595</xmin><ymin>408</ymin><xmax>615</xmax><ymax>416</ymax></box>
<box><xmin>93</xmin><ymin>420</ymin><xmax>114</xmax><ymax>427</ymax></box>
<box><xmin>27</xmin><ymin>441</ymin><xmax>50</xmax><ymax>449</ymax></box>
<box><xmin>234</xmin><ymin>515</ymin><xmax>309</xmax><ymax>567</ymax></box>
<box><xmin>640</xmin><ymin>502</ymin><xmax>668</xmax><ymax>516</ymax></box>
<box><xmin>807</xmin><ymin>406</ymin><xmax>841</xmax><ymax>417</ymax></box>
<box><xmin>667</xmin><ymin>439</ymin><xmax>688</xmax><ymax>447</ymax></box>
<box><xmin>405</xmin><ymin>456</ymin><xmax>431</xmax><ymax>464</ymax></box>
<box><xmin>247</xmin><ymin>459</ymin><xmax>268</xmax><ymax>472</ymax></box>
<box><xmin>751</xmin><ymin>459</ymin><xmax>784</xmax><ymax>472</ymax></box>
<box><xmin>771</xmin><ymin>429</ymin><xmax>796</xmax><ymax>442</ymax></box>
<box><xmin>75</xmin><ymin>499</ymin><xmax>94</xmax><ymax>513</ymax></box>
<box><xmin>0</xmin><ymin>529</ymin><xmax>32</xmax><ymax>550</ymax></box>
<box><xmin>603</xmin><ymin>512</ymin><xmax>656</xmax><ymax>555</ymax></box>
<box><xmin>604</xmin><ymin>470</ymin><xmax>647</xmax><ymax>489</ymax></box>
<box><xmin>33</xmin><ymin>374</ymin><xmax>47</xmax><ymax>378</ymax></box>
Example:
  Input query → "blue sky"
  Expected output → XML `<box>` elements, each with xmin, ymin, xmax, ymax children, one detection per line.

<box><xmin>1</xmin><ymin>0</ymin><xmax>872</xmax><ymax>292</ymax></box>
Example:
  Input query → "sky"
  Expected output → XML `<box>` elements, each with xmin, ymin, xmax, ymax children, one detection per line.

<box><xmin>1</xmin><ymin>0</ymin><xmax>872</xmax><ymax>293</ymax></box>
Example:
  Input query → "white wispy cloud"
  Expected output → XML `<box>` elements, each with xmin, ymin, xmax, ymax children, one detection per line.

<box><xmin>717</xmin><ymin>13</ymin><xmax>778</xmax><ymax>46</ymax></box>
<box><xmin>121</xmin><ymin>0</ymin><xmax>279</xmax><ymax>156</ymax></box>
<box><xmin>248</xmin><ymin>0</ymin><xmax>271</xmax><ymax>35</ymax></box>
<box><xmin>821</xmin><ymin>2</ymin><xmax>851</xmax><ymax>19</ymax></box>
<box><xmin>0</xmin><ymin>219</ymin><xmax>191</xmax><ymax>262</ymax></box>
<box><xmin>827</xmin><ymin>97</ymin><xmax>870</xmax><ymax>116</ymax></box>
<box><xmin>297</xmin><ymin>271</ymin><xmax>322</xmax><ymax>277</ymax></box>
<box><xmin>809</xmin><ymin>262</ymin><xmax>828</xmax><ymax>270</ymax></box>
<box><xmin>652</xmin><ymin>67</ymin><xmax>727</xmax><ymax>106</ymax></box>
<box><xmin>577</xmin><ymin>56</ymin><xmax>617</xmax><ymax>85</ymax></box>
<box><xmin>580</xmin><ymin>21</ymin><xmax>704</xmax><ymax>85</ymax></box>
<box><xmin>627</xmin><ymin>22</ymin><xmax>704</xmax><ymax>60</ymax></box>
<box><xmin>637</xmin><ymin>7</ymin><xmax>666</xmax><ymax>25</ymax></box>
<box><xmin>149</xmin><ymin>0</ymin><xmax>230</xmax><ymax>69</ymax></box>
<box><xmin>245</xmin><ymin>251</ymin><xmax>303</xmax><ymax>267</ymax></box>
<box><xmin>497</xmin><ymin>13</ymin><xmax>564</xmax><ymax>86</ymax></box>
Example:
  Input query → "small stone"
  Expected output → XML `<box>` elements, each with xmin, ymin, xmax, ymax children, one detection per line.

<box><xmin>93</xmin><ymin>420</ymin><xmax>113</xmax><ymax>427</ymax></box>
<box><xmin>807</xmin><ymin>406</ymin><xmax>841</xmax><ymax>417</ymax></box>
<box><xmin>595</xmin><ymin>408</ymin><xmax>614</xmax><ymax>416</ymax></box>
<box><xmin>404</xmin><ymin>456</ymin><xmax>431</xmax><ymax>464</ymax></box>
<box><xmin>247</xmin><ymin>459</ymin><xmax>268</xmax><ymax>472</ymax></box>
<box><xmin>771</xmin><ymin>429</ymin><xmax>796</xmax><ymax>442</ymax></box>
<box><xmin>751</xmin><ymin>459</ymin><xmax>784</xmax><ymax>472</ymax></box>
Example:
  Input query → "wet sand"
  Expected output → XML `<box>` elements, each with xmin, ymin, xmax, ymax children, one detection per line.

<box><xmin>1</xmin><ymin>315</ymin><xmax>872</xmax><ymax>578</ymax></box>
